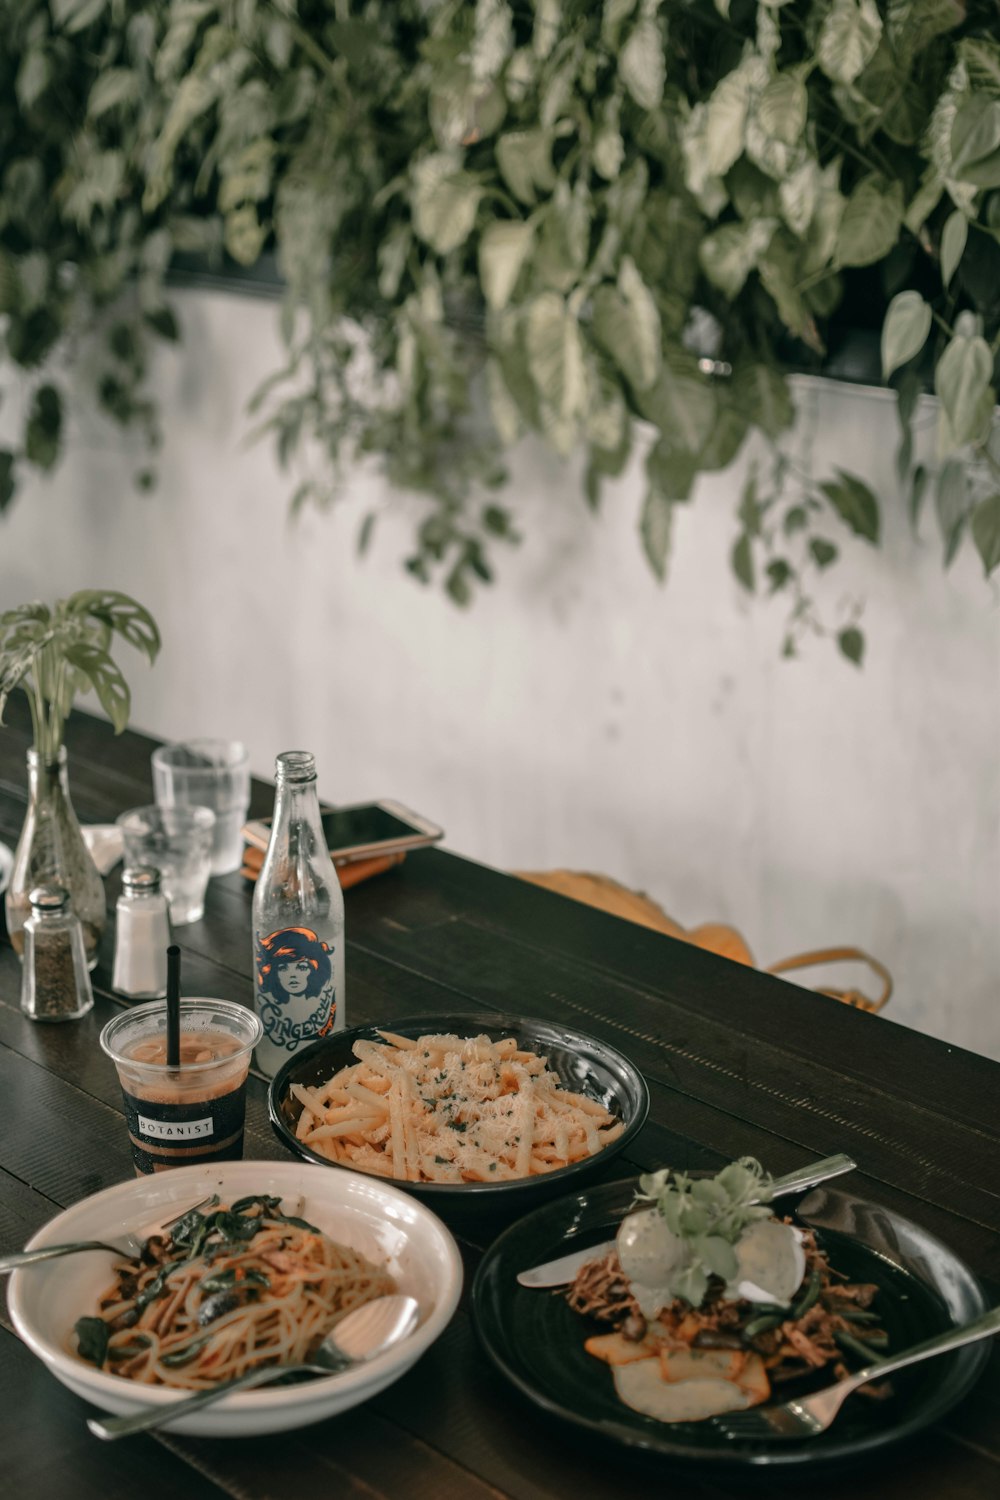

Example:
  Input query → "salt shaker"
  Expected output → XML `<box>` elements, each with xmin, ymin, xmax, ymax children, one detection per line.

<box><xmin>20</xmin><ymin>884</ymin><xmax>95</xmax><ymax>1022</ymax></box>
<box><xmin>112</xmin><ymin>865</ymin><xmax>171</xmax><ymax>999</ymax></box>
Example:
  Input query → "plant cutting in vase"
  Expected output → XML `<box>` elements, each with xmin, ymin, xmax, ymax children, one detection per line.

<box><xmin>2</xmin><ymin>2</ymin><xmax>1000</xmax><ymax>661</ymax></box>
<box><xmin>0</xmin><ymin>590</ymin><xmax>161</xmax><ymax>966</ymax></box>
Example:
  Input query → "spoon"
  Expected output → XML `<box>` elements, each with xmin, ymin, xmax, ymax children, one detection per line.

<box><xmin>87</xmin><ymin>1293</ymin><xmax>420</xmax><ymax>1440</ymax></box>
<box><xmin>0</xmin><ymin>1197</ymin><xmax>218</xmax><ymax>1275</ymax></box>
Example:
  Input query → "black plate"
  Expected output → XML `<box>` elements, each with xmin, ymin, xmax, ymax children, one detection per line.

<box><xmin>472</xmin><ymin>1177</ymin><xmax>991</xmax><ymax>1474</ymax></box>
<box><xmin>267</xmin><ymin>1011</ymin><xmax>650</xmax><ymax>1214</ymax></box>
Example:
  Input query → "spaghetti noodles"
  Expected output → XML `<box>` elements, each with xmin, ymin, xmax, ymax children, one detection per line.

<box><xmin>72</xmin><ymin>1194</ymin><xmax>396</xmax><ymax>1390</ymax></box>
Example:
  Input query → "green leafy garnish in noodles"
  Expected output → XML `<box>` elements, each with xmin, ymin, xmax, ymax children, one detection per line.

<box><xmin>74</xmin><ymin>1315</ymin><xmax>110</xmax><ymax>1368</ymax></box>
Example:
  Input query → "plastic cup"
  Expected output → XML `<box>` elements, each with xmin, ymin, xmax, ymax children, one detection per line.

<box><xmin>151</xmin><ymin>740</ymin><xmax>251</xmax><ymax>876</ymax></box>
<box><xmin>100</xmin><ymin>998</ymin><xmax>263</xmax><ymax>1175</ymax></box>
<box><xmin>116</xmin><ymin>804</ymin><xmax>215</xmax><ymax>924</ymax></box>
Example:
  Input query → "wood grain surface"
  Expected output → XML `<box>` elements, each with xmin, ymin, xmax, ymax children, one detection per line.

<box><xmin>0</xmin><ymin>698</ymin><xmax>997</xmax><ymax>1500</ymax></box>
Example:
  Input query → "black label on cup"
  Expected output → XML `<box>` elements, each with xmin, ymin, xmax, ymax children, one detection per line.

<box><xmin>120</xmin><ymin>1085</ymin><xmax>247</xmax><ymax>1174</ymax></box>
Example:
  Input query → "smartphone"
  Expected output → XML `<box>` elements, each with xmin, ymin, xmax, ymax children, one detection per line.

<box><xmin>243</xmin><ymin>799</ymin><xmax>444</xmax><ymax>864</ymax></box>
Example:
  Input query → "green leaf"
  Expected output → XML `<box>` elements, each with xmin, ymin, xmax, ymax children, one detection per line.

<box><xmin>950</xmin><ymin>98</ymin><xmax>1000</xmax><ymax>188</ymax></box>
<box><xmin>486</xmin><ymin>358</ymin><xmax>523</xmax><ymax>445</ymax></box>
<box><xmin>533</xmin><ymin>0</ymin><xmax>561</xmax><ymax>60</ymax></box>
<box><xmin>603</xmin><ymin>0</ymin><xmax>638</xmax><ymax>49</ymax></box>
<box><xmin>887</xmin><ymin>0</ymin><xmax>965</xmax><ymax>68</ymax></box>
<box><xmin>73</xmin><ymin>1316</ymin><xmax>109</xmax><ymax>1368</ymax></box>
<box><xmin>0</xmin><ymin>451</ymin><xmax>15</xmax><ymax>513</ymax></box>
<box><xmin>225</xmin><ymin>205</ymin><xmax>266</xmax><ymax>267</ymax></box>
<box><xmin>62</xmin><ymin>642</ymin><xmax>130</xmax><ymax>732</ymax></box>
<box><xmin>881</xmin><ymin>291</ymin><xmax>932</xmax><ymax>381</ymax></box>
<box><xmin>640</xmin><ymin>354</ymin><xmax>717</xmax><ymax>453</ymax></box>
<box><xmin>757</xmin><ymin>232</ymin><xmax>820</xmax><ymax>344</ymax></box>
<box><xmin>698</xmin><ymin>404</ymin><xmax>749</xmax><ymax>472</ymax></box>
<box><xmin>586</xmin><ymin>365</ymin><xmax>628</xmax><ymax>456</ymax></box>
<box><xmin>640</xmin><ymin>488</ymin><xmax>673</xmax><ymax>580</ymax></box>
<box><xmin>819</xmin><ymin>470</ymin><xmax>880</xmax><ymax>542</ymax></box>
<box><xmin>471</xmin><ymin>0</ymin><xmax>513</xmax><ymax>84</ymax></box>
<box><xmin>940</xmin><ymin>210</ymin><xmax>968</xmax><ymax>288</ymax></box>
<box><xmin>692</xmin><ymin>1234</ymin><xmax>739</xmax><ymax>1282</ymax></box>
<box><xmin>16</xmin><ymin>49</ymin><xmax>51</xmax><ymax>110</ymax></box>
<box><xmin>25</xmin><ymin>386</ymin><xmax>63</xmax><ymax>471</ymax></box>
<box><xmin>732</xmin><ymin>533</ymin><xmax>755</xmax><ymax>592</ymax></box>
<box><xmin>731</xmin><ymin>364</ymin><xmax>794</xmax><ymax>441</ymax></box>
<box><xmin>411</xmin><ymin>153</ymin><xmax>482</xmax><ymax>255</ymax></box>
<box><xmin>910</xmin><ymin>464</ymin><xmax>929</xmax><ymax>530</ymax></box>
<box><xmin>704</xmin><ymin>67</ymin><xmax>751</xmax><ymax>177</ymax></box>
<box><xmin>838</xmin><ymin>626</ymin><xmax>865</xmax><ymax>665</ymax></box>
<box><xmin>810</xmin><ymin>538</ymin><xmax>839</xmax><ymax>568</ymax></box>
<box><xmin>478</xmin><ymin>220</ymin><xmax>534</xmax><ymax>312</ymax></box>
<box><xmin>934</xmin><ymin>459</ymin><xmax>968</xmax><ymax>564</ymax></box>
<box><xmin>593</xmin><ymin>96</ymin><xmax>625</xmax><ymax>180</ymax></box>
<box><xmin>971</xmin><ymin>493</ymin><xmax>1000</xmax><ymax>575</ymax></box>
<box><xmin>617</xmin><ymin>257</ymin><xmax>661</xmax><ymax>389</ymax></box>
<box><xmin>495</xmin><ymin>130</ymin><xmax>554</xmax><ymax>204</ymax></box>
<box><xmin>88</xmin><ymin>68</ymin><xmax>140</xmax><ymax>117</ymax></box>
<box><xmin>66</xmin><ymin>590</ymin><xmax>161</xmax><ymax>663</ymax></box>
<box><xmin>645</xmin><ymin>438</ymin><xmax>699</xmax><ymax>503</ymax></box>
<box><xmin>144</xmin><ymin>307</ymin><xmax>180</xmax><ymax>343</ymax></box>
<box><xmin>836</xmin><ymin>176</ymin><xmax>904</xmax><ymax>268</ymax></box>
<box><xmin>934</xmin><ymin>330</ymin><xmax>995</xmax><ymax>446</ymax></box>
<box><xmin>817</xmin><ymin>0</ymin><xmax>883</xmax><ymax>86</ymax></box>
<box><xmin>619</xmin><ymin>14</ymin><xmax>665</xmax><ymax>111</ymax></box>
<box><xmin>699</xmin><ymin>220</ymin><xmax>776</xmax><ymax>299</ymax></box>
<box><xmin>757</xmin><ymin>73</ymin><xmax>808</xmax><ymax>145</ymax></box>
<box><xmin>525</xmin><ymin>293</ymin><xmax>587</xmax><ymax>431</ymax></box>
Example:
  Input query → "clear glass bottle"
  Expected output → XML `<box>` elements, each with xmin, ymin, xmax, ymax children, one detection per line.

<box><xmin>251</xmin><ymin>751</ymin><xmax>346</xmax><ymax>1077</ymax></box>
<box><xmin>21</xmin><ymin>884</ymin><xmax>95</xmax><ymax>1022</ymax></box>
<box><xmin>112</xmin><ymin>865</ymin><xmax>171</xmax><ymax>999</ymax></box>
<box><xmin>5</xmin><ymin>746</ymin><xmax>107</xmax><ymax>970</ymax></box>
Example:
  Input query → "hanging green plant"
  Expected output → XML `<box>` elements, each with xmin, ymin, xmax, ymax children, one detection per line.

<box><xmin>2</xmin><ymin>1</ymin><xmax>1000</xmax><ymax>662</ymax></box>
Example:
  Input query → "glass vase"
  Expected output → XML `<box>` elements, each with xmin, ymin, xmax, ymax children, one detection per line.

<box><xmin>4</xmin><ymin>747</ymin><xmax>107</xmax><ymax>970</ymax></box>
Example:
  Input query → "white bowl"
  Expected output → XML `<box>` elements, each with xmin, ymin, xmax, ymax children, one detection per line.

<box><xmin>8</xmin><ymin>1160</ymin><xmax>463</xmax><ymax>1437</ymax></box>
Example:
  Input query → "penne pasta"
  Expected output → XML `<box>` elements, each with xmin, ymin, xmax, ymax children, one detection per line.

<box><xmin>293</xmin><ymin>1030</ymin><xmax>624</xmax><ymax>1184</ymax></box>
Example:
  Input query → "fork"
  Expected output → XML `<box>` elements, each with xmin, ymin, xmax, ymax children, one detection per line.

<box><xmin>0</xmin><ymin>1195</ymin><xmax>216</xmax><ymax>1274</ymax></box>
<box><xmin>713</xmin><ymin>1303</ymin><xmax>1000</xmax><ymax>1441</ymax></box>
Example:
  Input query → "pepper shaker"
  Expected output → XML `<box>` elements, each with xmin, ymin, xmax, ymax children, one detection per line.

<box><xmin>113</xmin><ymin>865</ymin><xmax>171</xmax><ymax>999</ymax></box>
<box><xmin>20</xmin><ymin>884</ymin><xmax>95</xmax><ymax>1022</ymax></box>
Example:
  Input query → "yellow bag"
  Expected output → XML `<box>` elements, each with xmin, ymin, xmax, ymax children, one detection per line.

<box><xmin>515</xmin><ymin>870</ymin><xmax>892</xmax><ymax>1015</ymax></box>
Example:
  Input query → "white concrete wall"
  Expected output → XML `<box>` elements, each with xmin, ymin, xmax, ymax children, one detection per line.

<box><xmin>2</xmin><ymin>288</ymin><xmax>998</xmax><ymax>1060</ymax></box>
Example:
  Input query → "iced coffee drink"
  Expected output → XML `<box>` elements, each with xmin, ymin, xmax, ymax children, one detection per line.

<box><xmin>100</xmin><ymin>999</ymin><xmax>262</xmax><ymax>1174</ymax></box>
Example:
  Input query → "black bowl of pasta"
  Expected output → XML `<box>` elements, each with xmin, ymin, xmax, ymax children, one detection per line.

<box><xmin>268</xmin><ymin>1011</ymin><xmax>650</xmax><ymax>1213</ymax></box>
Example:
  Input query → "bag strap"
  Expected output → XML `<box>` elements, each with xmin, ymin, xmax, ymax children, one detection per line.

<box><xmin>766</xmin><ymin>946</ymin><xmax>893</xmax><ymax>1014</ymax></box>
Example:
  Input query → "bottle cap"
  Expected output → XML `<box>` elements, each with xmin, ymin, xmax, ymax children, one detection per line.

<box><xmin>28</xmin><ymin>884</ymin><xmax>71</xmax><ymax>912</ymax></box>
<box><xmin>122</xmin><ymin>864</ymin><xmax>163</xmax><ymax>892</ymax></box>
<box><xmin>275</xmin><ymin>751</ymin><xmax>316</xmax><ymax>783</ymax></box>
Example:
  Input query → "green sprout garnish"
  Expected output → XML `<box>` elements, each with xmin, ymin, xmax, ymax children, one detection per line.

<box><xmin>631</xmin><ymin>1158</ymin><xmax>777</xmax><ymax>1307</ymax></box>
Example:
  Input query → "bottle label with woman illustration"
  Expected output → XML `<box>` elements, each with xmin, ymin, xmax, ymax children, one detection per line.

<box><xmin>252</xmin><ymin>925</ymin><xmax>340</xmax><ymax>1076</ymax></box>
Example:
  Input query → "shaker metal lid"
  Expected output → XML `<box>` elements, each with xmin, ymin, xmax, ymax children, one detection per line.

<box><xmin>122</xmin><ymin>864</ymin><xmax>162</xmax><ymax>891</ymax></box>
<box><xmin>28</xmin><ymin>883</ymin><xmax>70</xmax><ymax>910</ymax></box>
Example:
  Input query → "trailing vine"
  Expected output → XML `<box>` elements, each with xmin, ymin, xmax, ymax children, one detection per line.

<box><xmin>3</xmin><ymin>1</ymin><xmax>1000</xmax><ymax>661</ymax></box>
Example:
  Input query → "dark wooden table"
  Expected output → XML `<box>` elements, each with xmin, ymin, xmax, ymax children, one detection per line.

<box><xmin>1</xmin><ymin>702</ymin><xmax>998</xmax><ymax>1500</ymax></box>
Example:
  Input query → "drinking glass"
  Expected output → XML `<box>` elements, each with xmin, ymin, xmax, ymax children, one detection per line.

<box><xmin>151</xmin><ymin>739</ymin><xmax>251</xmax><ymax>876</ymax></box>
<box><xmin>100</xmin><ymin>998</ymin><xmax>262</xmax><ymax>1174</ymax></box>
<box><xmin>116</xmin><ymin>805</ymin><xmax>215</xmax><ymax>924</ymax></box>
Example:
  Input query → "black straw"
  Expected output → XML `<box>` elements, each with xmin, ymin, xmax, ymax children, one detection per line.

<box><xmin>166</xmin><ymin>945</ymin><xmax>181</xmax><ymax>1069</ymax></box>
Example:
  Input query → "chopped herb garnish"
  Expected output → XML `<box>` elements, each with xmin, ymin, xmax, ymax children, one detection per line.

<box><xmin>74</xmin><ymin>1316</ymin><xmax>109</xmax><ymax>1368</ymax></box>
<box><xmin>161</xmin><ymin>1334</ymin><xmax>213</xmax><ymax>1367</ymax></box>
